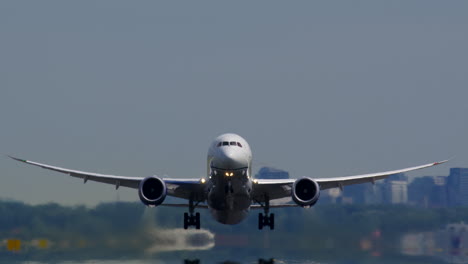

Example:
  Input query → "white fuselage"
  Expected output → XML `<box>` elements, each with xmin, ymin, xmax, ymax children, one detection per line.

<box><xmin>206</xmin><ymin>133</ymin><xmax>253</xmax><ymax>225</ymax></box>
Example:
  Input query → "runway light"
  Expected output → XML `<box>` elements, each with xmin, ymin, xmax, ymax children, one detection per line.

<box><xmin>7</xmin><ymin>239</ymin><xmax>21</xmax><ymax>252</ymax></box>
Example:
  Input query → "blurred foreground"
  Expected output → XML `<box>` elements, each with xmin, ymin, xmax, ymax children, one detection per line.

<box><xmin>1</xmin><ymin>200</ymin><xmax>468</xmax><ymax>263</ymax></box>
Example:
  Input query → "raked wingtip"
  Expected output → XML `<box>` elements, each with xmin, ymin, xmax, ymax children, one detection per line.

<box><xmin>433</xmin><ymin>159</ymin><xmax>450</xmax><ymax>166</ymax></box>
<box><xmin>7</xmin><ymin>155</ymin><xmax>27</xmax><ymax>163</ymax></box>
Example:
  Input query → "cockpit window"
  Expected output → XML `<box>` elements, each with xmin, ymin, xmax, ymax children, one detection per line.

<box><xmin>217</xmin><ymin>141</ymin><xmax>243</xmax><ymax>147</ymax></box>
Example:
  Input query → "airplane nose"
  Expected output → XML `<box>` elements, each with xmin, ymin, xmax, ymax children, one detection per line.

<box><xmin>213</xmin><ymin>147</ymin><xmax>248</xmax><ymax>170</ymax></box>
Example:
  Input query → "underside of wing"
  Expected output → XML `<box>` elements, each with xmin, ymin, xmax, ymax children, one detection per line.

<box><xmin>251</xmin><ymin>204</ymin><xmax>299</xmax><ymax>209</ymax></box>
<box><xmin>164</xmin><ymin>179</ymin><xmax>207</xmax><ymax>202</ymax></box>
<box><xmin>251</xmin><ymin>179</ymin><xmax>295</xmax><ymax>203</ymax></box>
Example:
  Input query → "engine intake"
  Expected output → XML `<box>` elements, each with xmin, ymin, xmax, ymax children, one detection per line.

<box><xmin>292</xmin><ymin>177</ymin><xmax>320</xmax><ymax>207</ymax></box>
<box><xmin>138</xmin><ymin>176</ymin><xmax>167</xmax><ymax>206</ymax></box>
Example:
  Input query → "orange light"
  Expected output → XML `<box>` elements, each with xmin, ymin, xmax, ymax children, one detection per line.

<box><xmin>7</xmin><ymin>239</ymin><xmax>21</xmax><ymax>252</ymax></box>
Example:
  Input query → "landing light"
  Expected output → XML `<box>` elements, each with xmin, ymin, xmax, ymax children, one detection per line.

<box><xmin>201</xmin><ymin>178</ymin><xmax>206</xmax><ymax>184</ymax></box>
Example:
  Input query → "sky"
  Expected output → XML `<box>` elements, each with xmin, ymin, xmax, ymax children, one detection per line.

<box><xmin>1</xmin><ymin>1</ymin><xmax>468</xmax><ymax>206</ymax></box>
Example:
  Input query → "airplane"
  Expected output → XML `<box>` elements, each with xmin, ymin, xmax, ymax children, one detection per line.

<box><xmin>9</xmin><ymin>133</ymin><xmax>448</xmax><ymax>230</ymax></box>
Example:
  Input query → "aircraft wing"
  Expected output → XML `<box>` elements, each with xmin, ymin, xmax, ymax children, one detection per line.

<box><xmin>8</xmin><ymin>156</ymin><xmax>205</xmax><ymax>202</ymax></box>
<box><xmin>251</xmin><ymin>160</ymin><xmax>448</xmax><ymax>203</ymax></box>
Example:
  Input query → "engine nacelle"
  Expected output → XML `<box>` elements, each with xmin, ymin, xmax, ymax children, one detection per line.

<box><xmin>138</xmin><ymin>176</ymin><xmax>167</xmax><ymax>206</ymax></box>
<box><xmin>292</xmin><ymin>177</ymin><xmax>320</xmax><ymax>207</ymax></box>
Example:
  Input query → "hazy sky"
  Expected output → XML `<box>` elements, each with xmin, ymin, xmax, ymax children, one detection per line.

<box><xmin>1</xmin><ymin>1</ymin><xmax>467</xmax><ymax>206</ymax></box>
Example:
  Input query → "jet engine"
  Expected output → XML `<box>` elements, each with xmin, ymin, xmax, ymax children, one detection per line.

<box><xmin>292</xmin><ymin>177</ymin><xmax>320</xmax><ymax>207</ymax></box>
<box><xmin>138</xmin><ymin>176</ymin><xmax>167</xmax><ymax>206</ymax></box>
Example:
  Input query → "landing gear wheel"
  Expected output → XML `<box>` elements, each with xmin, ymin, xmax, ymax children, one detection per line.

<box><xmin>258</xmin><ymin>212</ymin><xmax>275</xmax><ymax>230</ymax></box>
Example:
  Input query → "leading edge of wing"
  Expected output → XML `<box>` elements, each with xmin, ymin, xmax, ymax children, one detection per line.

<box><xmin>253</xmin><ymin>159</ymin><xmax>448</xmax><ymax>192</ymax></box>
<box><xmin>8</xmin><ymin>155</ymin><xmax>144</xmax><ymax>188</ymax></box>
<box><xmin>8</xmin><ymin>155</ymin><xmax>206</xmax><ymax>196</ymax></box>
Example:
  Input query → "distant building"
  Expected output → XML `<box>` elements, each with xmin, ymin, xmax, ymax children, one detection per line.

<box><xmin>383</xmin><ymin>173</ymin><xmax>408</xmax><ymax>204</ymax></box>
<box><xmin>255</xmin><ymin>167</ymin><xmax>289</xmax><ymax>179</ymax></box>
<box><xmin>365</xmin><ymin>184</ymin><xmax>384</xmax><ymax>204</ymax></box>
<box><xmin>386</xmin><ymin>181</ymin><xmax>408</xmax><ymax>204</ymax></box>
<box><xmin>430</xmin><ymin>176</ymin><xmax>448</xmax><ymax>207</ymax></box>
<box><xmin>409</xmin><ymin>176</ymin><xmax>437</xmax><ymax>207</ymax></box>
<box><xmin>408</xmin><ymin>174</ymin><xmax>450</xmax><ymax>208</ymax></box>
<box><xmin>341</xmin><ymin>183</ymin><xmax>378</xmax><ymax>205</ymax></box>
<box><xmin>447</xmin><ymin>168</ymin><xmax>468</xmax><ymax>206</ymax></box>
<box><xmin>319</xmin><ymin>188</ymin><xmax>341</xmax><ymax>204</ymax></box>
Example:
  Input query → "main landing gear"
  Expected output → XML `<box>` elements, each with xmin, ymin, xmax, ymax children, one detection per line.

<box><xmin>184</xmin><ymin>199</ymin><xmax>201</xmax><ymax>229</ymax></box>
<box><xmin>258</xmin><ymin>197</ymin><xmax>274</xmax><ymax>230</ymax></box>
<box><xmin>184</xmin><ymin>212</ymin><xmax>200</xmax><ymax>229</ymax></box>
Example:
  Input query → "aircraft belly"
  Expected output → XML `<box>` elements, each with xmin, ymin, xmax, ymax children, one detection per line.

<box><xmin>208</xmin><ymin>191</ymin><xmax>250</xmax><ymax>210</ymax></box>
<box><xmin>210</xmin><ymin>208</ymin><xmax>249</xmax><ymax>225</ymax></box>
<box><xmin>207</xmin><ymin>178</ymin><xmax>251</xmax><ymax>225</ymax></box>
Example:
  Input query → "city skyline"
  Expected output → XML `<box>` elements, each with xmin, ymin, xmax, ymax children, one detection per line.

<box><xmin>321</xmin><ymin>167</ymin><xmax>468</xmax><ymax>208</ymax></box>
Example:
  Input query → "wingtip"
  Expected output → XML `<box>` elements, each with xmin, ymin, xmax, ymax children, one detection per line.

<box><xmin>433</xmin><ymin>159</ymin><xmax>450</xmax><ymax>166</ymax></box>
<box><xmin>7</xmin><ymin>155</ymin><xmax>27</xmax><ymax>163</ymax></box>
